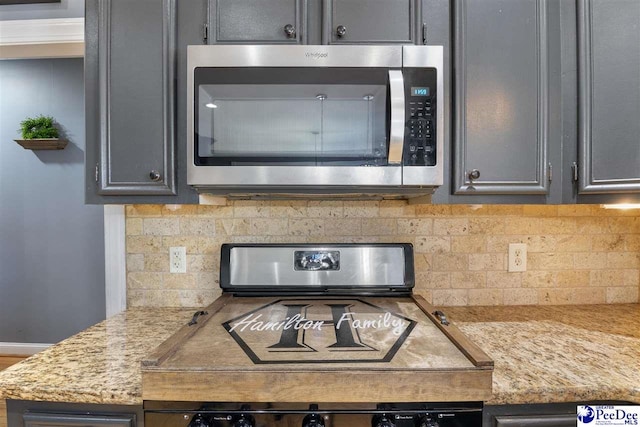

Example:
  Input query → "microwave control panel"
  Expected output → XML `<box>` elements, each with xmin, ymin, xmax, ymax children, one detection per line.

<box><xmin>403</xmin><ymin>68</ymin><xmax>437</xmax><ymax>167</ymax></box>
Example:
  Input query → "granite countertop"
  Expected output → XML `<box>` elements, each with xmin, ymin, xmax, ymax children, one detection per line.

<box><xmin>0</xmin><ymin>304</ymin><xmax>638</xmax><ymax>406</ymax></box>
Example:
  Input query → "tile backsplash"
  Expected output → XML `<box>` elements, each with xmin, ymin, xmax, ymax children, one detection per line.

<box><xmin>125</xmin><ymin>202</ymin><xmax>640</xmax><ymax>308</ymax></box>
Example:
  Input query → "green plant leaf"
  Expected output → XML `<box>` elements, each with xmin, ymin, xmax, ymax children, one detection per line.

<box><xmin>19</xmin><ymin>115</ymin><xmax>59</xmax><ymax>139</ymax></box>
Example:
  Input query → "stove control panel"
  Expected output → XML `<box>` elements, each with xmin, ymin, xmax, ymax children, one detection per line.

<box><xmin>147</xmin><ymin>402</ymin><xmax>482</xmax><ymax>427</ymax></box>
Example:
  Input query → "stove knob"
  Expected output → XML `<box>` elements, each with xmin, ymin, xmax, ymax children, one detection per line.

<box><xmin>415</xmin><ymin>416</ymin><xmax>439</xmax><ymax>427</ymax></box>
<box><xmin>372</xmin><ymin>414</ymin><xmax>396</xmax><ymax>427</ymax></box>
<box><xmin>302</xmin><ymin>411</ymin><xmax>325</xmax><ymax>427</ymax></box>
<box><xmin>231</xmin><ymin>414</ymin><xmax>254</xmax><ymax>427</ymax></box>
<box><xmin>188</xmin><ymin>414</ymin><xmax>213</xmax><ymax>427</ymax></box>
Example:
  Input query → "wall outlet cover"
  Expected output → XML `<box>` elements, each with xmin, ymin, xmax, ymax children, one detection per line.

<box><xmin>169</xmin><ymin>246</ymin><xmax>187</xmax><ymax>274</ymax></box>
<box><xmin>508</xmin><ymin>243</ymin><xmax>527</xmax><ymax>272</ymax></box>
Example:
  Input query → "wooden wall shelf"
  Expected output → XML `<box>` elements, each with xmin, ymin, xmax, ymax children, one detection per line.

<box><xmin>14</xmin><ymin>139</ymin><xmax>68</xmax><ymax>150</ymax></box>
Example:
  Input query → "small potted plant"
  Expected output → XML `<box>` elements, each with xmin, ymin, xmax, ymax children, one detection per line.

<box><xmin>14</xmin><ymin>115</ymin><xmax>67</xmax><ymax>150</ymax></box>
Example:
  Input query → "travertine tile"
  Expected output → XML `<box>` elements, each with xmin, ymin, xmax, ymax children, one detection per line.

<box><xmin>126</xmin><ymin>236</ymin><xmax>163</xmax><ymax>254</ymax></box>
<box><xmin>126</xmin><ymin>254</ymin><xmax>144</xmax><ymax>272</ymax></box>
<box><xmin>126</xmin><ymin>205</ymin><xmax>162</xmax><ymax>217</ymax></box>
<box><xmin>433</xmin><ymin>219</ymin><xmax>469</xmax><ymax>236</ymax></box>
<box><xmin>324</xmin><ymin>218</ymin><xmax>361</xmax><ymax>236</ymax></box>
<box><xmin>574</xmin><ymin>252</ymin><xmax>609</xmax><ymax>270</ymax></box>
<box><xmin>591</xmin><ymin>234</ymin><xmax>626</xmax><ymax>252</ymax></box>
<box><xmin>432</xmin><ymin>289</ymin><xmax>468</xmax><ymax>306</ymax></box>
<box><xmin>143</xmin><ymin>254</ymin><xmax>169</xmax><ymax>272</ymax></box>
<box><xmin>468</xmin><ymin>217</ymin><xmax>506</xmax><ymax>235</ymax></box>
<box><xmin>606</xmin><ymin>286</ymin><xmax>639</xmax><ymax>303</ymax></box>
<box><xmin>487</xmin><ymin>271</ymin><xmax>522</xmax><ymax>289</ymax></box>
<box><xmin>180</xmin><ymin>218</ymin><xmax>216</xmax><ymax>236</ymax></box>
<box><xmin>397</xmin><ymin>218</ymin><xmax>433</xmax><ymax>235</ymax></box>
<box><xmin>450</xmin><ymin>272</ymin><xmax>486</xmax><ymax>289</ymax></box>
<box><xmin>503</xmin><ymin>288</ymin><xmax>538</xmax><ymax>305</ymax></box>
<box><xmin>343</xmin><ymin>201</ymin><xmax>379</xmax><ymax>217</ymax></box>
<box><xmin>415</xmin><ymin>236</ymin><xmax>450</xmax><ymax>253</ymax></box>
<box><xmin>450</xmin><ymin>235</ymin><xmax>486</xmax><ymax>253</ymax></box>
<box><xmin>143</xmin><ymin>218</ymin><xmax>180</xmax><ymax>236</ymax></box>
<box><xmin>468</xmin><ymin>289</ymin><xmax>503</xmax><ymax>305</ymax></box>
<box><xmin>468</xmin><ymin>253</ymin><xmax>505</xmax><ymax>271</ymax></box>
<box><xmin>433</xmin><ymin>253</ymin><xmax>468</xmax><ymax>271</ymax></box>
<box><xmin>233</xmin><ymin>200</ymin><xmax>270</xmax><ymax>218</ymax></box>
<box><xmin>379</xmin><ymin>200</ymin><xmax>416</xmax><ymax>217</ymax></box>
<box><xmin>125</xmin><ymin>218</ymin><xmax>143</xmax><ymax>235</ymax></box>
<box><xmin>216</xmin><ymin>218</ymin><xmax>251</xmax><ymax>236</ymax></box>
<box><xmin>522</xmin><ymin>271</ymin><xmax>555</xmax><ymax>288</ymax></box>
<box><xmin>306</xmin><ymin>201</ymin><xmax>343</xmax><ymax>218</ymax></box>
<box><xmin>361</xmin><ymin>218</ymin><xmax>397</xmax><ymax>235</ymax></box>
<box><xmin>528</xmin><ymin>253</ymin><xmax>574</xmax><ymax>270</ymax></box>
<box><xmin>250</xmin><ymin>218</ymin><xmax>288</xmax><ymax>236</ymax></box>
<box><xmin>288</xmin><ymin>219</ymin><xmax>325</xmax><ymax>236</ymax></box>
<box><xmin>556</xmin><ymin>270</ymin><xmax>590</xmax><ymax>288</ymax></box>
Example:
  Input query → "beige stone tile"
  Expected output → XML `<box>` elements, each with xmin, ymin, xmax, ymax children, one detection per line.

<box><xmin>557</xmin><ymin>204</ymin><xmax>598</xmax><ymax>217</ymax></box>
<box><xmin>196</xmin><ymin>204</ymin><xmax>234</xmax><ymax>218</ymax></box>
<box><xmin>450</xmin><ymin>272</ymin><xmax>486</xmax><ymax>289</ymax></box>
<box><xmin>425</xmin><ymin>272</ymin><xmax>451</xmax><ymax>289</ymax></box>
<box><xmin>606</xmin><ymin>286</ymin><xmax>639</xmax><ymax>303</ymax></box>
<box><xmin>413</xmin><ymin>289</ymin><xmax>433</xmax><ymax>303</ymax></box>
<box><xmin>468</xmin><ymin>217</ymin><xmax>506</xmax><ymax>235</ymax></box>
<box><xmin>554</xmin><ymin>235</ymin><xmax>591</xmax><ymax>252</ymax></box>
<box><xmin>180</xmin><ymin>218</ymin><xmax>216</xmax><ymax>236</ymax></box>
<box><xmin>195</xmin><ymin>272</ymin><xmax>220</xmax><ymax>289</ymax></box>
<box><xmin>144</xmin><ymin>253</ymin><xmax>169</xmax><ymax>272</ymax></box>
<box><xmin>128</xmin><ymin>272</ymin><xmax>163</xmax><ymax>289</ymax></box>
<box><xmin>486</xmin><ymin>271</ymin><xmax>521</xmax><ymax>288</ymax></box>
<box><xmin>126</xmin><ymin>235</ymin><xmax>163</xmax><ymax>254</ymax></box>
<box><xmin>269</xmin><ymin>201</ymin><xmax>308</xmax><ymax>218</ymax></box>
<box><xmin>415</xmin><ymin>236</ymin><xmax>451</xmax><ymax>253</ymax></box>
<box><xmin>608</xmin><ymin>217</ymin><xmax>640</xmax><ymax>233</ymax></box>
<box><xmin>575</xmin><ymin>217</ymin><xmax>609</xmax><ymax>234</ymax></box>
<box><xmin>573</xmin><ymin>252</ymin><xmax>609</xmax><ymax>270</ymax></box>
<box><xmin>161</xmin><ymin>205</ymin><xmax>199</xmax><ymax>216</ymax></box>
<box><xmin>468</xmin><ymin>253</ymin><xmax>505</xmax><ymax>271</ymax></box>
<box><xmin>486</xmin><ymin>236</ymin><xmax>525</xmax><ymax>253</ymax></box>
<box><xmin>126</xmin><ymin>290</ymin><xmax>146</xmax><ymax>307</ymax></box>
<box><xmin>522</xmin><ymin>271</ymin><xmax>556</xmax><ymax>288</ymax></box>
<box><xmin>379</xmin><ymin>200</ymin><xmax>416</xmax><ymax>217</ymax></box>
<box><xmin>538</xmin><ymin>288</ymin><xmax>574</xmax><ymax>305</ymax></box>
<box><xmin>591</xmin><ymin>234</ymin><xmax>626</xmax><ymax>252</ymax></box>
<box><xmin>433</xmin><ymin>253</ymin><xmax>468</xmax><ymax>271</ymax></box>
<box><xmin>572</xmin><ymin>287</ymin><xmax>606</xmax><ymax>304</ymax></box>
<box><xmin>524</xmin><ymin>235</ymin><xmax>558</xmax><ymax>252</ymax></box>
<box><xmin>414</xmin><ymin>205</ymin><xmax>452</xmax><ymax>217</ymax></box>
<box><xmin>486</xmin><ymin>205</ymin><xmax>524</xmax><ymax>216</ymax></box>
<box><xmin>432</xmin><ymin>289</ymin><xmax>468</xmax><ymax>306</ymax></box>
<box><xmin>397</xmin><ymin>218</ymin><xmax>433</xmax><ymax>235</ymax></box>
<box><xmin>624</xmin><ymin>270</ymin><xmax>639</xmax><ymax>287</ymax></box>
<box><xmin>590</xmin><ymin>270</ymin><xmax>627</xmax><ymax>287</ymax></box>
<box><xmin>162</xmin><ymin>236</ymin><xmax>200</xmax><ymax>253</ymax></box>
<box><xmin>187</xmin><ymin>255</ymin><xmax>216</xmax><ymax>272</ymax></box>
<box><xmin>126</xmin><ymin>254</ymin><xmax>144</xmax><ymax>272</ymax></box>
<box><xmin>288</xmin><ymin>219</ymin><xmax>325</xmax><ymax>236</ymax></box>
<box><xmin>522</xmin><ymin>205</ymin><xmax>559</xmax><ymax>217</ymax></box>
<box><xmin>504</xmin><ymin>217</ymin><xmax>542</xmax><ymax>234</ymax></box>
<box><xmin>503</xmin><ymin>288</ymin><xmax>538</xmax><ymax>305</ymax></box>
<box><xmin>324</xmin><ymin>218</ymin><xmax>361</xmax><ymax>236</ymax></box>
<box><xmin>162</xmin><ymin>273</ymin><xmax>197</xmax><ymax>289</ymax></box>
<box><xmin>143</xmin><ymin>218</ymin><xmax>180</xmax><ymax>236</ymax></box>
<box><xmin>126</xmin><ymin>205</ymin><xmax>162</xmax><ymax>217</ymax></box>
<box><xmin>433</xmin><ymin>218</ymin><xmax>469</xmax><ymax>236</ymax></box>
<box><xmin>449</xmin><ymin>205</ymin><xmax>490</xmax><ymax>216</ymax></box>
<box><xmin>250</xmin><ymin>218</ymin><xmax>288</xmax><ymax>236</ymax></box>
<box><xmin>528</xmin><ymin>253</ymin><xmax>573</xmax><ymax>270</ymax></box>
<box><xmin>233</xmin><ymin>200</ymin><xmax>270</xmax><ymax>218</ymax></box>
<box><xmin>125</xmin><ymin>218</ymin><xmax>143</xmax><ymax>236</ymax></box>
<box><xmin>307</xmin><ymin>201</ymin><xmax>344</xmax><ymax>218</ymax></box>
<box><xmin>413</xmin><ymin>253</ymin><xmax>432</xmax><ymax>271</ymax></box>
<box><xmin>361</xmin><ymin>218</ymin><xmax>397</xmax><ymax>235</ymax></box>
<box><xmin>556</xmin><ymin>270</ymin><xmax>590</xmax><ymax>288</ymax></box>
<box><xmin>607</xmin><ymin>252</ymin><xmax>640</xmax><ymax>269</ymax></box>
<box><xmin>216</xmin><ymin>218</ymin><xmax>251</xmax><ymax>236</ymax></box>
<box><xmin>468</xmin><ymin>289</ymin><xmax>503</xmax><ymax>305</ymax></box>
<box><xmin>343</xmin><ymin>201</ymin><xmax>380</xmax><ymax>217</ymax></box>
<box><xmin>626</xmin><ymin>234</ymin><xmax>640</xmax><ymax>251</ymax></box>
<box><xmin>451</xmin><ymin>235</ymin><xmax>486</xmax><ymax>253</ymax></box>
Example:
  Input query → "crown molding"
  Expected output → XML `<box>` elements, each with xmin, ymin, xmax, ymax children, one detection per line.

<box><xmin>0</xmin><ymin>17</ymin><xmax>84</xmax><ymax>59</ymax></box>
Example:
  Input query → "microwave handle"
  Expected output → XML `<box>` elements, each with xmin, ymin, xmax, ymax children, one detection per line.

<box><xmin>388</xmin><ymin>70</ymin><xmax>405</xmax><ymax>165</ymax></box>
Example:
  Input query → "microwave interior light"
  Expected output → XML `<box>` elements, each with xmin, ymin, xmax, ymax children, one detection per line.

<box><xmin>205</xmin><ymin>102</ymin><xmax>217</xmax><ymax>109</ymax></box>
<box><xmin>601</xmin><ymin>203</ymin><xmax>640</xmax><ymax>210</ymax></box>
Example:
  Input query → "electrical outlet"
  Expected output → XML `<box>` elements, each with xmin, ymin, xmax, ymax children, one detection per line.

<box><xmin>169</xmin><ymin>246</ymin><xmax>186</xmax><ymax>274</ymax></box>
<box><xmin>508</xmin><ymin>243</ymin><xmax>527</xmax><ymax>272</ymax></box>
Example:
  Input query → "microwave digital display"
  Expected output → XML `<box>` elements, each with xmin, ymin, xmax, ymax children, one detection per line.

<box><xmin>411</xmin><ymin>87</ymin><xmax>430</xmax><ymax>97</ymax></box>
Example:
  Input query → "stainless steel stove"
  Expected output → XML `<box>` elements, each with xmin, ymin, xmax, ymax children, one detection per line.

<box><xmin>142</xmin><ymin>244</ymin><xmax>493</xmax><ymax>427</ymax></box>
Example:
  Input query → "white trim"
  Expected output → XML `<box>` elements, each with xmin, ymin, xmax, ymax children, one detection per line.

<box><xmin>104</xmin><ymin>205</ymin><xmax>127</xmax><ymax>318</ymax></box>
<box><xmin>0</xmin><ymin>342</ymin><xmax>51</xmax><ymax>356</ymax></box>
<box><xmin>0</xmin><ymin>18</ymin><xmax>84</xmax><ymax>46</ymax></box>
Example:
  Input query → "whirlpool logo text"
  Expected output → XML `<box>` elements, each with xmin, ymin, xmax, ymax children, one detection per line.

<box><xmin>578</xmin><ymin>406</ymin><xmax>640</xmax><ymax>426</ymax></box>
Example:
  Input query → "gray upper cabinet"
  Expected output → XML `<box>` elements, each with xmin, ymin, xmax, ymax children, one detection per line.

<box><xmin>209</xmin><ymin>0</ymin><xmax>304</xmax><ymax>44</ymax></box>
<box><xmin>577</xmin><ymin>0</ymin><xmax>640</xmax><ymax>195</ymax></box>
<box><xmin>324</xmin><ymin>0</ymin><xmax>420</xmax><ymax>44</ymax></box>
<box><xmin>452</xmin><ymin>0</ymin><xmax>560</xmax><ymax>197</ymax></box>
<box><xmin>208</xmin><ymin>0</ymin><xmax>420</xmax><ymax>45</ymax></box>
<box><xmin>85</xmin><ymin>0</ymin><xmax>178</xmax><ymax>201</ymax></box>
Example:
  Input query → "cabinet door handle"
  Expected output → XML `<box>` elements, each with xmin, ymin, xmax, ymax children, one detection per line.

<box><xmin>336</xmin><ymin>25</ymin><xmax>347</xmax><ymax>38</ymax></box>
<box><xmin>284</xmin><ymin>24</ymin><xmax>296</xmax><ymax>38</ymax></box>
<box><xmin>467</xmin><ymin>169</ymin><xmax>481</xmax><ymax>181</ymax></box>
<box><xmin>149</xmin><ymin>170</ymin><xmax>162</xmax><ymax>182</ymax></box>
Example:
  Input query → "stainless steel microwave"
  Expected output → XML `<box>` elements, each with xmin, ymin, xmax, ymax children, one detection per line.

<box><xmin>187</xmin><ymin>45</ymin><xmax>443</xmax><ymax>199</ymax></box>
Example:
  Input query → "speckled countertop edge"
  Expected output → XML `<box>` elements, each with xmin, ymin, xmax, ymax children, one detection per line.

<box><xmin>1</xmin><ymin>305</ymin><xmax>639</xmax><ymax>406</ymax></box>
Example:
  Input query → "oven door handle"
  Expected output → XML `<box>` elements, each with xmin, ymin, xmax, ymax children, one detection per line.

<box><xmin>387</xmin><ymin>69</ymin><xmax>405</xmax><ymax>165</ymax></box>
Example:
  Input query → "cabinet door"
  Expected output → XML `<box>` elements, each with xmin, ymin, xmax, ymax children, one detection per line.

<box><xmin>325</xmin><ymin>0</ymin><xmax>419</xmax><ymax>44</ymax></box>
<box><xmin>453</xmin><ymin>0</ymin><xmax>552</xmax><ymax>195</ymax></box>
<box><xmin>494</xmin><ymin>414</ymin><xmax>576</xmax><ymax>427</ymax></box>
<box><xmin>85</xmin><ymin>0</ymin><xmax>176</xmax><ymax>198</ymax></box>
<box><xmin>23</xmin><ymin>414</ymin><xmax>134</xmax><ymax>427</ymax></box>
<box><xmin>209</xmin><ymin>0</ymin><xmax>303</xmax><ymax>44</ymax></box>
<box><xmin>578</xmin><ymin>0</ymin><xmax>640</xmax><ymax>194</ymax></box>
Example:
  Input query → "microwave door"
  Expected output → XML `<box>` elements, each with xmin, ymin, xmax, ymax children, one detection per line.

<box><xmin>387</xmin><ymin>70</ymin><xmax>405</xmax><ymax>165</ymax></box>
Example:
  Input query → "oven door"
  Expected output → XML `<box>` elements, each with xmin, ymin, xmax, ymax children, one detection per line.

<box><xmin>187</xmin><ymin>45</ymin><xmax>405</xmax><ymax>190</ymax></box>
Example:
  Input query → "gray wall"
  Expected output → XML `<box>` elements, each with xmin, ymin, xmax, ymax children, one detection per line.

<box><xmin>0</xmin><ymin>58</ymin><xmax>105</xmax><ymax>343</ymax></box>
<box><xmin>0</xmin><ymin>0</ymin><xmax>84</xmax><ymax>20</ymax></box>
